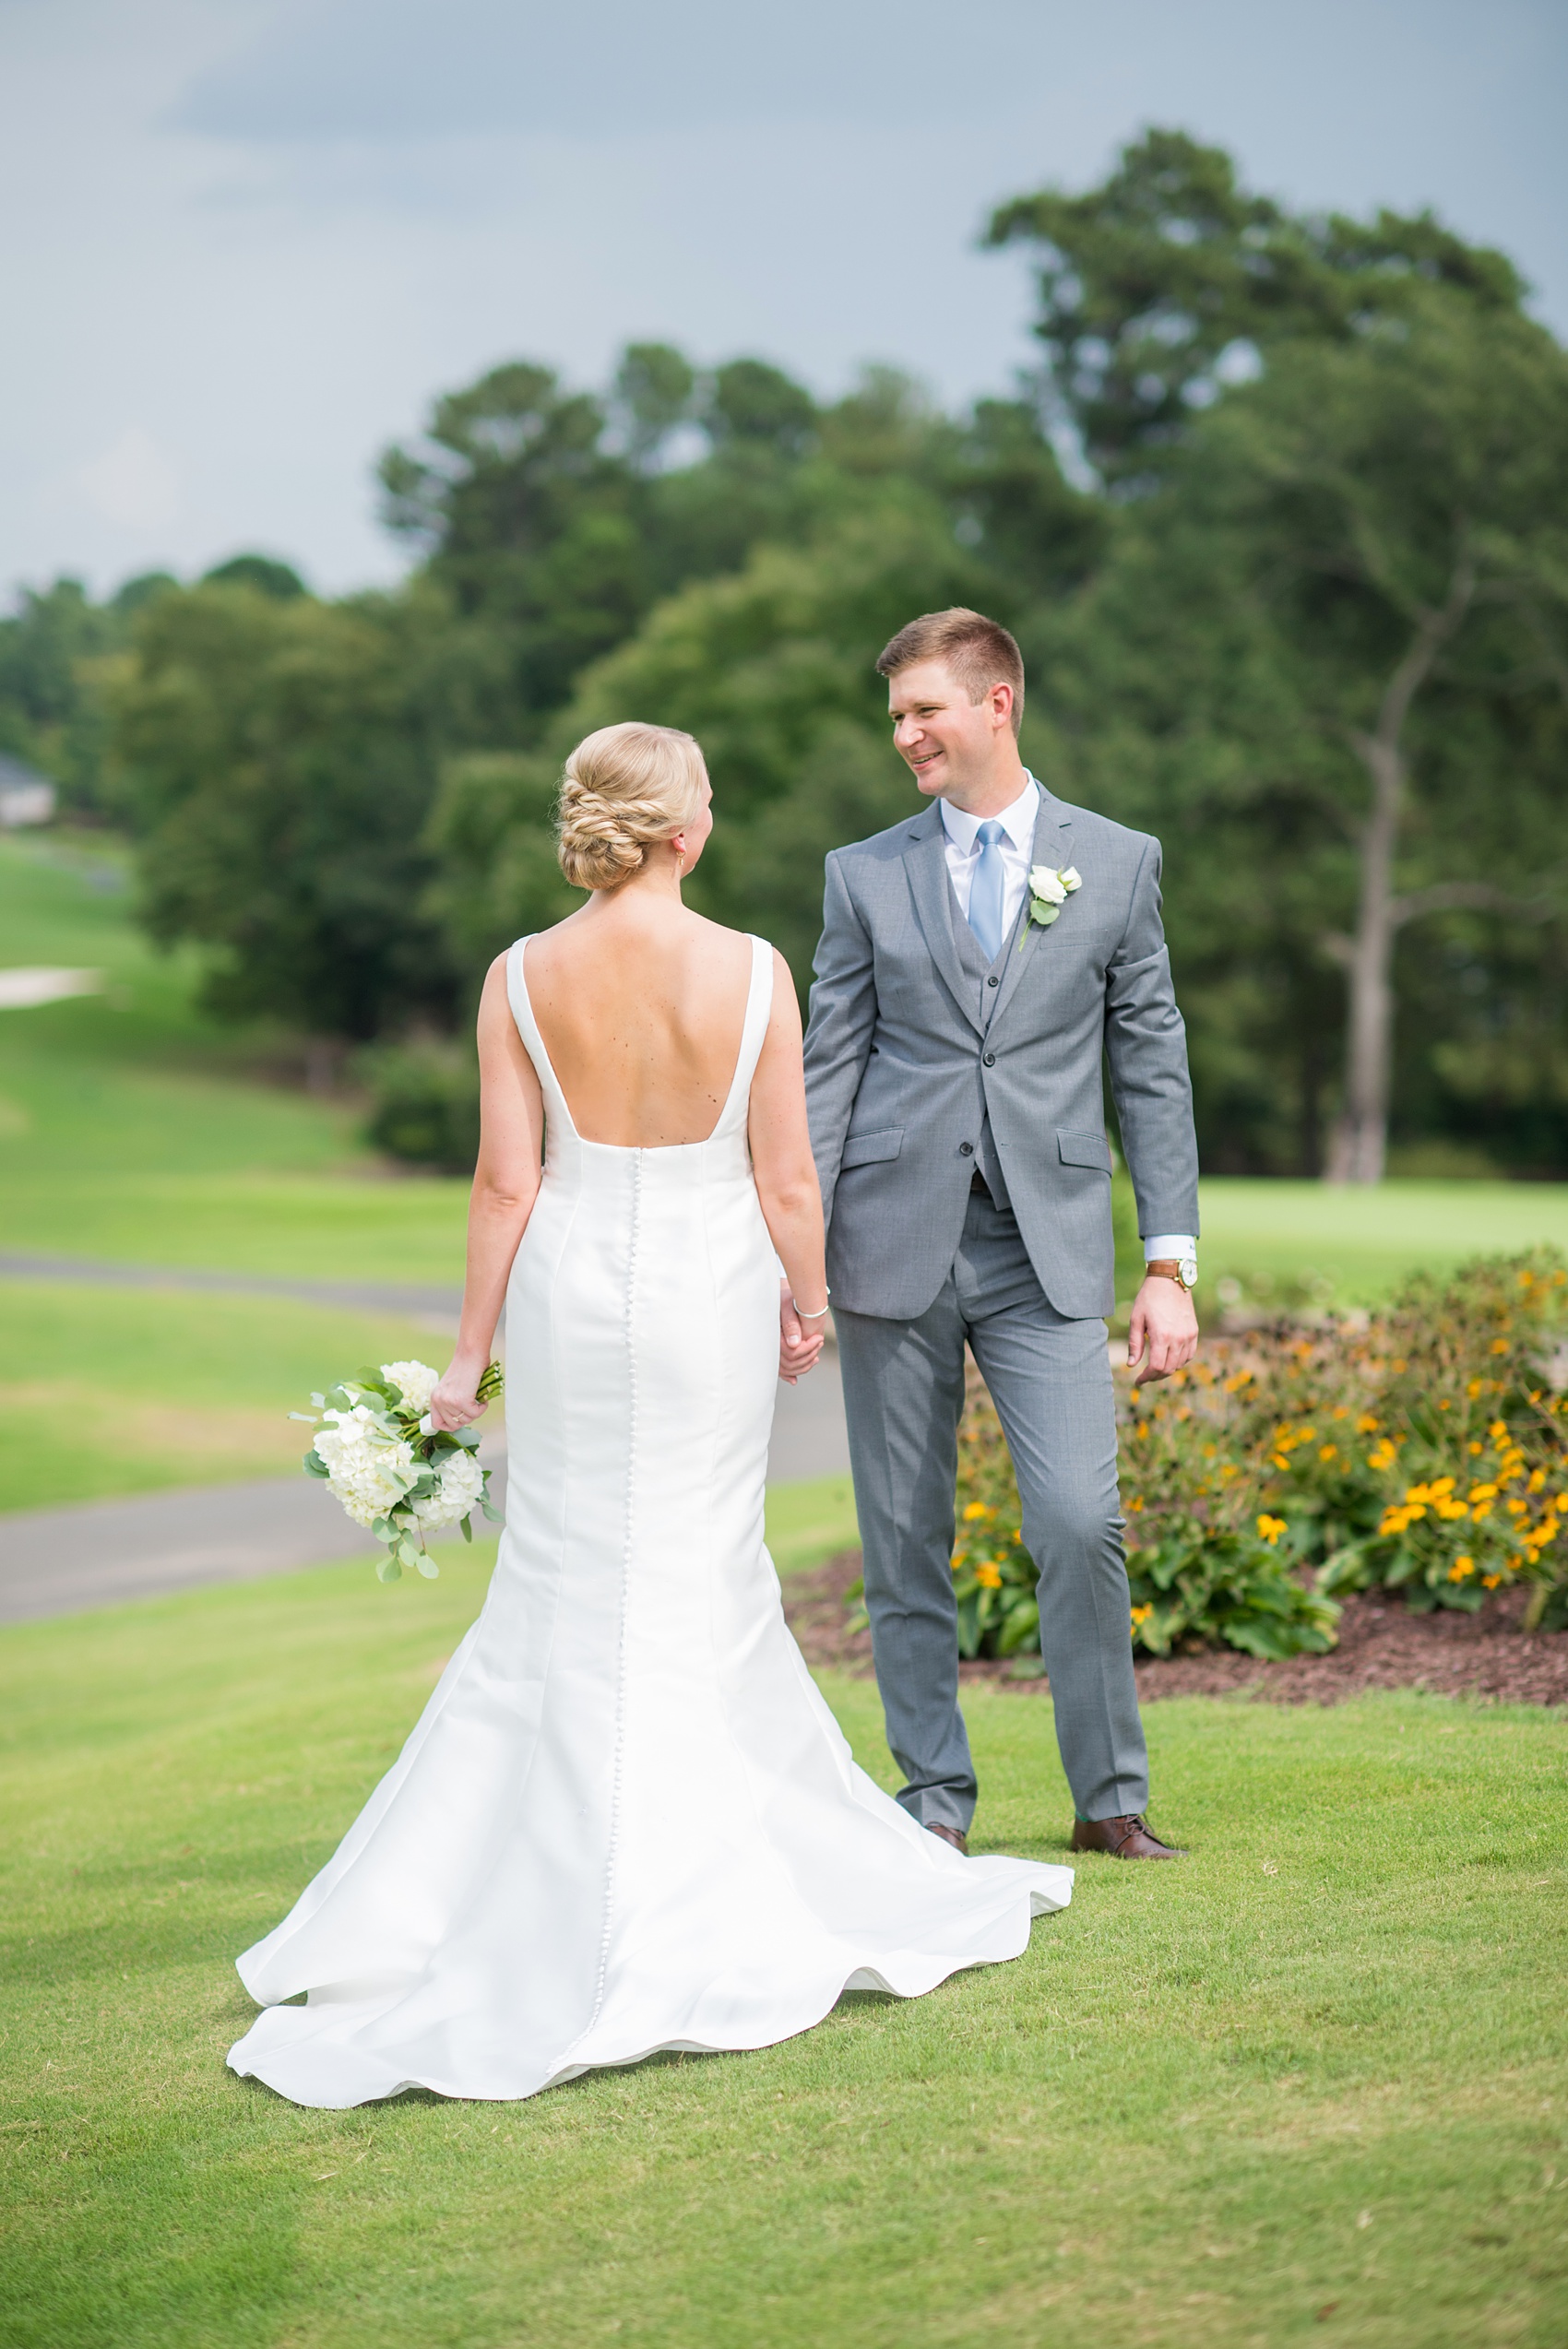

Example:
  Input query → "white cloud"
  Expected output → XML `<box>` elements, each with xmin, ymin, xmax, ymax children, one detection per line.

<box><xmin>75</xmin><ymin>426</ymin><xmax>182</xmax><ymax>531</ymax></box>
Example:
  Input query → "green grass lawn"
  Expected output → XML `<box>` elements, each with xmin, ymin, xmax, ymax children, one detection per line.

<box><xmin>763</xmin><ymin>1471</ymin><xmax>858</xmax><ymax>1573</ymax></box>
<box><xmin>0</xmin><ymin>832</ymin><xmax>473</xmax><ymax>1279</ymax></box>
<box><xmin>0</xmin><ymin>1279</ymin><xmax>453</xmax><ymax>1513</ymax></box>
<box><xmin>1197</xmin><ymin>1178</ymin><xmax>1568</xmax><ymax>1308</ymax></box>
<box><xmin>2</xmin><ymin>1561</ymin><xmax>1563</xmax><ymax>2349</ymax></box>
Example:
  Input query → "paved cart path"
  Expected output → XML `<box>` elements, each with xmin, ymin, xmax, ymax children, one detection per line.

<box><xmin>0</xmin><ymin>1354</ymin><xmax>850</xmax><ymax>1625</ymax></box>
<box><xmin>0</xmin><ymin>1250</ymin><xmax>466</xmax><ymax>1323</ymax></box>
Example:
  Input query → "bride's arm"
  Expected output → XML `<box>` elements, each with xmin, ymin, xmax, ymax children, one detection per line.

<box><xmin>749</xmin><ymin>951</ymin><xmax>829</xmax><ymax>1381</ymax></box>
<box><xmin>430</xmin><ymin>955</ymin><xmax>545</xmax><ymax>1432</ymax></box>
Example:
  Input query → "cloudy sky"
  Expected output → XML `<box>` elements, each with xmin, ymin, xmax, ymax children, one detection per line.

<box><xmin>4</xmin><ymin>0</ymin><xmax>1564</xmax><ymax>601</ymax></box>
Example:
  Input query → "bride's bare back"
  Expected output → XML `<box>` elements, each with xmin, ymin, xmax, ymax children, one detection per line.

<box><xmin>524</xmin><ymin>908</ymin><xmax>754</xmax><ymax>1147</ymax></box>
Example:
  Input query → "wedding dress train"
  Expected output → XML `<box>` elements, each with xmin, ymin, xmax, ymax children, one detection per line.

<box><xmin>228</xmin><ymin>933</ymin><xmax>1071</xmax><ymax>2108</ymax></box>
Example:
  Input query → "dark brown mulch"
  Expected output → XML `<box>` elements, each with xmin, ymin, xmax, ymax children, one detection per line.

<box><xmin>783</xmin><ymin>1550</ymin><xmax>1568</xmax><ymax>1709</ymax></box>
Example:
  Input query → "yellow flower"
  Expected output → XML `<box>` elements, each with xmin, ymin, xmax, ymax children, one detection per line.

<box><xmin>962</xmin><ymin>1501</ymin><xmax>991</xmax><ymax>1522</ymax></box>
<box><xmin>1467</xmin><ymin>1483</ymin><xmax>1498</xmax><ymax>1503</ymax></box>
<box><xmin>1490</xmin><ymin>1338</ymin><xmax>1509</xmax><ymax>1355</ymax></box>
<box><xmin>974</xmin><ymin>1562</ymin><xmax>1003</xmax><ymax>1589</ymax></box>
<box><xmin>1467</xmin><ymin>1379</ymin><xmax>1483</xmax><ymax>1398</ymax></box>
<box><xmin>1448</xmin><ymin>1556</ymin><xmax>1477</xmax><ymax>1582</ymax></box>
<box><xmin>1357</xmin><ymin>1415</ymin><xmax>1381</xmax><ymax>1434</ymax></box>
<box><xmin>1489</xmin><ymin>1419</ymin><xmax>1509</xmax><ymax>1441</ymax></box>
<box><xmin>1435</xmin><ymin>1501</ymin><xmax>1471</xmax><ymax>1521</ymax></box>
<box><xmin>1256</xmin><ymin>1513</ymin><xmax>1287</xmax><ymax>1546</ymax></box>
<box><xmin>1130</xmin><ymin>1604</ymin><xmax>1153</xmax><ymax>1629</ymax></box>
<box><xmin>1319</xmin><ymin>1444</ymin><xmax>1338</xmax><ymax>1462</ymax></box>
<box><xmin>1482</xmin><ymin>1572</ymin><xmax>1503</xmax><ymax>1590</ymax></box>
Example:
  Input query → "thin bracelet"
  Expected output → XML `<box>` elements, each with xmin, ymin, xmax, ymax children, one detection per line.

<box><xmin>791</xmin><ymin>1295</ymin><xmax>831</xmax><ymax>1320</ymax></box>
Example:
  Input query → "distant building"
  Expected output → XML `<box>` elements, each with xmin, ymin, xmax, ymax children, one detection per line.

<box><xmin>0</xmin><ymin>754</ymin><xmax>57</xmax><ymax>829</ymax></box>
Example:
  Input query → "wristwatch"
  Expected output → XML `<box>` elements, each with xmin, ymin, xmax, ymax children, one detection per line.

<box><xmin>1146</xmin><ymin>1256</ymin><xmax>1198</xmax><ymax>1292</ymax></box>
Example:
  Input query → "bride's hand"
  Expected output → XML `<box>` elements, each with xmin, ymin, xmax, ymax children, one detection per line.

<box><xmin>778</xmin><ymin>1286</ymin><xmax>825</xmax><ymax>1385</ymax></box>
<box><xmin>430</xmin><ymin>1359</ymin><xmax>490</xmax><ymax>1433</ymax></box>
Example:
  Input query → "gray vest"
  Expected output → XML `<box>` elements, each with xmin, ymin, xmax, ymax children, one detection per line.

<box><xmin>946</xmin><ymin>879</ymin><xmax>1028</xmax><ymax>1213</ymax></box>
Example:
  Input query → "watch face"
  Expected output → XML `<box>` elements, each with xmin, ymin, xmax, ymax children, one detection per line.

<box><xmin>1180</xmin><ymin>1257</ymin><xmax>1198</xmax><ymax>1288</ymax></box>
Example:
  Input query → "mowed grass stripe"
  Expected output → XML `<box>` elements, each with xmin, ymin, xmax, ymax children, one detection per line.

<box><xmin>0</xmin><ymin>1280</ymin><xmax>455</xmax><ymax>1513</ymax></box>
<box><xmin>0</xmin><ymin>1560</ymin><xmax>1563</xmax><ymax>2347</ymax></box>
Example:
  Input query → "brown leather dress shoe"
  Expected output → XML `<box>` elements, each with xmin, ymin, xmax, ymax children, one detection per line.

<box><xmin>926</xmin><ymin>1822</ymin><xmax>968</xmax><ymax>1855</ymax></box>
<box><xmin>1070</xmin><ymin>1813</ymin><xmax>1182</xmax><ymax>1859</ymax></box>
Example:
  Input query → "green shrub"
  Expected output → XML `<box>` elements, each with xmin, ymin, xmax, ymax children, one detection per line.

<box><xmin>866</xmin><ymin>1249</ymin><xmax>1568</xmax><ymax>1663</ymax></box>
<box><xmin>361</xmin><ymin>1037</ymin><xmax>481</xmax><ymax>1174</ymax></box>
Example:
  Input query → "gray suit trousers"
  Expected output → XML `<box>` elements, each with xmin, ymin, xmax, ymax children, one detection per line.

<box><xmin>835</xmin><ymin>1187</ymin><xmax>1149</xmax><ymax>1830</ymax></box>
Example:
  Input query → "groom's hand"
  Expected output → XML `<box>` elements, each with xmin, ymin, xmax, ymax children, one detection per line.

<box><xmin>1127</xmin><ymin>1276</ymin><xmax>1199</xmax><ymax>1387</ymax></box>
<box><xmin>778</xmin><ymin>1280</ymin><xmax>825</xmax><ymax>1384</ymax></box>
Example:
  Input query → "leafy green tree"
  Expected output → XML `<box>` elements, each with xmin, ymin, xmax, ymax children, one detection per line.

<box><xmin>609</xmin><ymin>342</ymin><xmax>698</xmax><ymax>470</ymax></box>
<box><xmin>1033</xmin><ymin>285</ymin><xmax>1568</xmax><ymax>1178</ymax></box>
<box><xmin>987</xmin><ymin>127</ymin><xmax>1522</xmax><ymax>483</ymax></box>
<box><xmin>202</xmin><ymin>552</ymin><xmax>308</xmax><ymax>600</ymax></box>
<box><xmin>112</xmin><ymin>580</ymin><xmax>462</xmax><ymax>1058</ymax></box>
<box><xmin>428</xmin><ymin>494</ymin><xmax>1029</xmax><ymax>991</ymax></box>
<box><xmin>0</xmin><ymin>575</ymin><xmax>174</xmax><ymax>814</ymax></box>
<box><xmin>379</xmin><ymin>361</ymin><xmax>649</xmax><ymax>729</ymax></box>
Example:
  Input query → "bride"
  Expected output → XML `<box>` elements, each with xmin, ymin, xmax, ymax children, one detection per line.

<box><xmin>228</xmin><ymin>720</ymin><xmax>1071</xmax><ymax>2108</ymax></box>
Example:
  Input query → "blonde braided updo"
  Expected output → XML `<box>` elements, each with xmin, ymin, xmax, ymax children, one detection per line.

<box><xmin>555</xmin><ymin>721</ymin><xmax>708</xmax><ymax>892</ymax></box>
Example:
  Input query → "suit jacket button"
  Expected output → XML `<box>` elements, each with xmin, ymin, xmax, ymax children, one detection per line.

<box><xmin>986</xmin><ymin>974</ymin><xmax>1000</xmax><ymax>988</ymax></box>
<box><xmin>958</xmin><ymin>1142</ymin><xmax>973</xmax><ymax>1156</ymax></box>
<box><xmin>982</xmin><ymin>1051</ymin><xmax>995</xmax><ymax>1066</ymax></box>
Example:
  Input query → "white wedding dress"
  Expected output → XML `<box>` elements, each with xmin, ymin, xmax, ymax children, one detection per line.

<box><xmin>228</xmin><ymin>934</ymin><xmax>1071</xmax><ymax>2108</ymax></box>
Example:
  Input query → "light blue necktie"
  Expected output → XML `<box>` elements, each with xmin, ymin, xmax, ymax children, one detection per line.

<box><xmin>968</xmin><ymin>820</ymin><xmax>1006</xmax><ymax>963</ymax></box>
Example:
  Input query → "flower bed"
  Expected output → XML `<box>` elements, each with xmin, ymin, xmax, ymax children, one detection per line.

<box><xmin>942</xmin><ymin>1249</ymin><xmax>1568</xmax><ymax>1662</ymax></box>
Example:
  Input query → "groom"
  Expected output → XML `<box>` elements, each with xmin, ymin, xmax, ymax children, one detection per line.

<box><xmin>798</xmin><ymin>608</ymin><xmax>1200</xmax><ymax>1860</ymax></box>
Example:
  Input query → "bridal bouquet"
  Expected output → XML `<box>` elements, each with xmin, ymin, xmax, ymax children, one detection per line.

<box><xmin>294</xmin><ymin>1358</ymin><xmax>505</xmax><ymax>1581</ymax></box>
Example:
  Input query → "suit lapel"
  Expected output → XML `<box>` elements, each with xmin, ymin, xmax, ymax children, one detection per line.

<box><xmin>902</xmin><ymin>813</ymin><xmax>984</xmax><ymax>1039</ymax></box>
<box><xmin>989</xmin><ymin>800</ymin><xmax>1074</xmax><ymax>1034</ymax></box>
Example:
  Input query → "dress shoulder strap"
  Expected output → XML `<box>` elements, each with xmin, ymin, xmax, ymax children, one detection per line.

<box><xmin>505</xmin><ymin>936</ymin><xmax>577</xmax><ymax>1137</ymax></box>
<box><xmin>713</xmin><ymin>935</ymin><xmax>775</xmax><ymax>1139</ymax></box>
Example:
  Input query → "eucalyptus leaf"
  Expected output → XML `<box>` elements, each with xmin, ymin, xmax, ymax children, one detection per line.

<box><xmin>302</xmin><ymin>1450</ymin><xmax>329</xmax><ymax>1478</ymax></box>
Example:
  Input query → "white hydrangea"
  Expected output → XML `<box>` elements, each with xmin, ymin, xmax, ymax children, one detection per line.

<box><xmin>315</xmin><ymin>1405</ymin><xmax>417</xmax><ymax>1529</ymax></box>
<box><xmin>410</xmin><ymin>1445</ymin><xmax>486</xmax><ymax>1534</ymax></box>
<box><xmin>379</xmin><ymin>1360</ymin><xmax>441</xmax><ymax>1415</ymax></box>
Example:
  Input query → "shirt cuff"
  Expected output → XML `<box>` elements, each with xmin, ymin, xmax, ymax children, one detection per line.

<box><xmin>1144</xmin><ymin>1235</ymin><xmax>1195</xmax><ymax>1263</ymax></box>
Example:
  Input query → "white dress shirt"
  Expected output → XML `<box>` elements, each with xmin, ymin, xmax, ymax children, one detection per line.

<box><xmin>938</xmin><ymin>773</ymin><xmax>1193</xmax><ymax>1270</ymax></box>
<box><xmin>939</xmin><ymin>773</ymin><xmax>1040</xmax><ymax>939</ymax></box>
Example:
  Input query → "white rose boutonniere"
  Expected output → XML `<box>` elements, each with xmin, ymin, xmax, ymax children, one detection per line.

<box><xmin>1023</xmin><ymin>862</ymin><xmax>1082</xmax><ymax>940</ymax></box>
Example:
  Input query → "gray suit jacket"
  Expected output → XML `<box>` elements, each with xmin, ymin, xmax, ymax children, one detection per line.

<box><xmin>802</xmin><ymin>787</ymin><xmax>1200</xmax><ymax>1321</ymax></box>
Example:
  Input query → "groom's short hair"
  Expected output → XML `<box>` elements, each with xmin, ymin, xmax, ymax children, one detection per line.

<box><xmin>875</xmin><ymin>609</ymin><xmax>1025</xmax><ymax>736</ymax></box>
